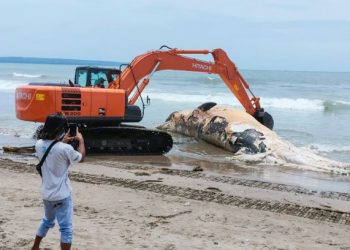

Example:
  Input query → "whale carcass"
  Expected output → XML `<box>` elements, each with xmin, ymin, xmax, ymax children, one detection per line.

<box><xmin>158</xmin><ymin>103</ymin><xmax>350</xmax><ymax>174</ymax></box>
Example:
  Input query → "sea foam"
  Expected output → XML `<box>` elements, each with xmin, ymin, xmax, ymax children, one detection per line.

<box><xmin>304</xmin><ymin>144</ymin><xmax>350</xmax><ymax>153</ymax></box>
<box><xmin>145</xmin><ymin>91</ymin><xmax>350</xmax><ymax>111</ymax></box>
<box><xmin>12</xmin><ymin>72</ymin><xmax>44</xmax><ymax>78</ymax></box>
<box><xmin>0</xmin><ymin>80</ymin><xmax>26</xmax><ymax>91</ymax></box>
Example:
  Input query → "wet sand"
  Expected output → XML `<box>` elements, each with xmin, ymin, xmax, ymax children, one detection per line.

<box><xmin>0</xmin><ymin>153</ymin><xmax>350</xmax><ymax>249</ymax></box>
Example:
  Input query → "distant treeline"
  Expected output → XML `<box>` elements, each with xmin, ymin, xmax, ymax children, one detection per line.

<box><xmin>0</xmin><ymin>57</ymin><xmax>122</xmax><ymax>66</ymax></box>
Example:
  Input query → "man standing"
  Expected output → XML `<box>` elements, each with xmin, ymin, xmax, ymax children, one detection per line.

<box><xmin>31</xmin><ymin>113</ymin><xmax>85</xmax><ymax>250</ymax></box>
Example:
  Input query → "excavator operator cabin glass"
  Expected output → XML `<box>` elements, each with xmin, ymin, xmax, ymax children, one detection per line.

<box><xmin>110</xmin><ymin>73</ymin><xmax>118</xmax><ymax>81</ymax></box>
<box><xmin>76</xmin><ymin>70</ymin><xmax>88</xmax><ymax>87</ymax></box>
<box><xmin>91</xmin><ymin>71</ymin><xmax>108</xmax><ymax>88</ymax></box>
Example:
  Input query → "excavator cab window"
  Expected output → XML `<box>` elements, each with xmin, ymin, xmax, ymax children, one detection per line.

<box><xmin>76</xmin><ymin>70</ymin><xmax>88</xmax><ymax>87</ymax></box>
<box><xmin>91</xmin><ymin>71</ymin><xmax>108</xmax><ymax>88</ymax></box>
<box><xmin>108</xmin><ymin>72</ymin><xmax>118</xmax><ymax>82</ymax></box>
<box><xmin>74</xmin><ymin>67</ymin><xmax>121</xmax><ymax>88</ymax></box>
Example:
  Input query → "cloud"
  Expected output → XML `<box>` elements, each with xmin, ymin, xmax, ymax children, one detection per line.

<box><xmin>0</xmin><ymin>0</ymin><xmax>349</xmax><ymax>71</ymax></box>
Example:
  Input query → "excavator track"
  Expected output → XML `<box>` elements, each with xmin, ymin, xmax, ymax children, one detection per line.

<box><xmin>80</xmin><ymin>125</ymin><xmax>173</xmax><ymax>155</ymax></box>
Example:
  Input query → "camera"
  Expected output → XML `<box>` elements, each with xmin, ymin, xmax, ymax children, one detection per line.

<box><xmin>68</xmin><ymin>123</ymin><xmax>77</xmax><ymax>137</ymax></box>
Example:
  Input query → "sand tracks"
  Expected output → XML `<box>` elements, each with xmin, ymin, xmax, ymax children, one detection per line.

<box><xmin>0</xmin><ymin>158</ymin><xmax>349</xmax><ymax>225</ymax></box>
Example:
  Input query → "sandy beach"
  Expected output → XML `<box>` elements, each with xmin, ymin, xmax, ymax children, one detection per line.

<box><xmin>0</xmin><ymin>155</ymin><xmax>349</xmax><ymax>250</ymax></box>
<box><xmin>1</xmin><ymin>0</ymin><xmax>350</xmax><ymax>249</ymax></box>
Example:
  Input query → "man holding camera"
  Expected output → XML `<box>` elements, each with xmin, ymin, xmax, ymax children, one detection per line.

<box><xmin>31</xmin><ymin>113</ymin><xmax>85</xmax><ymax>250</ymax></box>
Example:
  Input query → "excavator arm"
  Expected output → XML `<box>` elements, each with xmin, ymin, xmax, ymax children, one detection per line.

<box><xmin>108</xmin><ymin>47</ymin><xmax>273</xmax><ymax>129</ymax></box>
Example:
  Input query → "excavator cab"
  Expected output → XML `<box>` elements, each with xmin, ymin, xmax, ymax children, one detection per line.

<box><xmin>74</xmin><ymin>67</ymin><xmax>121</xmax><ymax>88</ymax></box>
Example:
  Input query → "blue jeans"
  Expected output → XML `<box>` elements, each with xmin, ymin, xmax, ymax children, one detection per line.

<box><xmin>36</xmin><ymin>196</ymin><xmax>73</xmax><ymax>243</ymax></box>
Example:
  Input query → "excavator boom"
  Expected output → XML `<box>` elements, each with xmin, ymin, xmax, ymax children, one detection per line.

<box><xmin>109</xmin><ymin>48</ymin><xmax>264</xmax><ymax>119</ymax></box>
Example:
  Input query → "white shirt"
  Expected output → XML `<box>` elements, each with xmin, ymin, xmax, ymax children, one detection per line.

<box><xmin>35</xmin><ymin>139</ymin><xmax>82</xmax><ymax>201</ymax></box>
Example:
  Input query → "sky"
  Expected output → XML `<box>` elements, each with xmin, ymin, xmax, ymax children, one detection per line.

<box><xmin>0</xmin><ymin>0</ymin><xmax>349</xmax><ymax>72</ymax></box>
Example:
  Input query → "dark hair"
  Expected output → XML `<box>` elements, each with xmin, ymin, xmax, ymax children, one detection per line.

<box><xmin>38</xmin><ymin>113</ymin><xmax>68</xmax><ymax>140</ymax></box>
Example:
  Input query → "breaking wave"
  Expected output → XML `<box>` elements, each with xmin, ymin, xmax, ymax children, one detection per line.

<box><xmin>261</xmin><ymin>97</ymin><xmax>323</xmax><ymax>110</ymax></box>
<box><xmin>303</xmin><ymin>144</ymin><xmax>350</xmax><ymax>163</ymax></box>
<box><xmin>0</xmin><ymin>80</ymin><xmax>26</xmax><ymax>91</ymax></box>
<box><xmin>13</xmin><ymin>72</ymin><xmax>44</xmax><ymax>78</ymax></box>
<box><xmin>145</xmin><ymin>92</ymin><xmax>239</xmax><ymax>106</ymax></box>
<box><xmin>304</xmin><ymin>144</ymin><xmax>350</xmax><ymax>154</ymax></box>
<box><xmin>323</xmin><ymin>100</ymin><xmax>350</xmax><ymax>112</ymax></box>
<box><xmin>145</xmin><ymin>91</ymin><xmax>350</xmax><ymax>111</ymax></box>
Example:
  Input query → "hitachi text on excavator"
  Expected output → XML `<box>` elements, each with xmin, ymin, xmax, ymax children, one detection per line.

<box><xmin>15</xmin><ymin>46</ymin><xmax>274</xmax><ymax>154</ymax></box>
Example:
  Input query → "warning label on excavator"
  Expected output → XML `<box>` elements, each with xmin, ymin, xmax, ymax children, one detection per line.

<box><xmin>35</xmin><ymin>93</ymin><xmax>45</xmax><ymax>101</ymax></box>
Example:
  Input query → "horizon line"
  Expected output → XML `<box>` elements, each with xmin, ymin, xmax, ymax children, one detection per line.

<box><xmin>0</xmin><ymin>56</ymin><xmax>349</xmax><ymax>74</ymax></box>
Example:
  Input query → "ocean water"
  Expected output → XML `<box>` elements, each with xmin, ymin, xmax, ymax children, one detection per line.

<box><xmin>1</xmin><ymin>62</ymin><xmax>350</xmax><ymax>164</ymax></box>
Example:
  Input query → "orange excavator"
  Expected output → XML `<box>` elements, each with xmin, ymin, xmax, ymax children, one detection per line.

<box><xmin>15</xmin><ymin>46</ymin><xmax>273</xmax><ymax>154</ymax></box>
